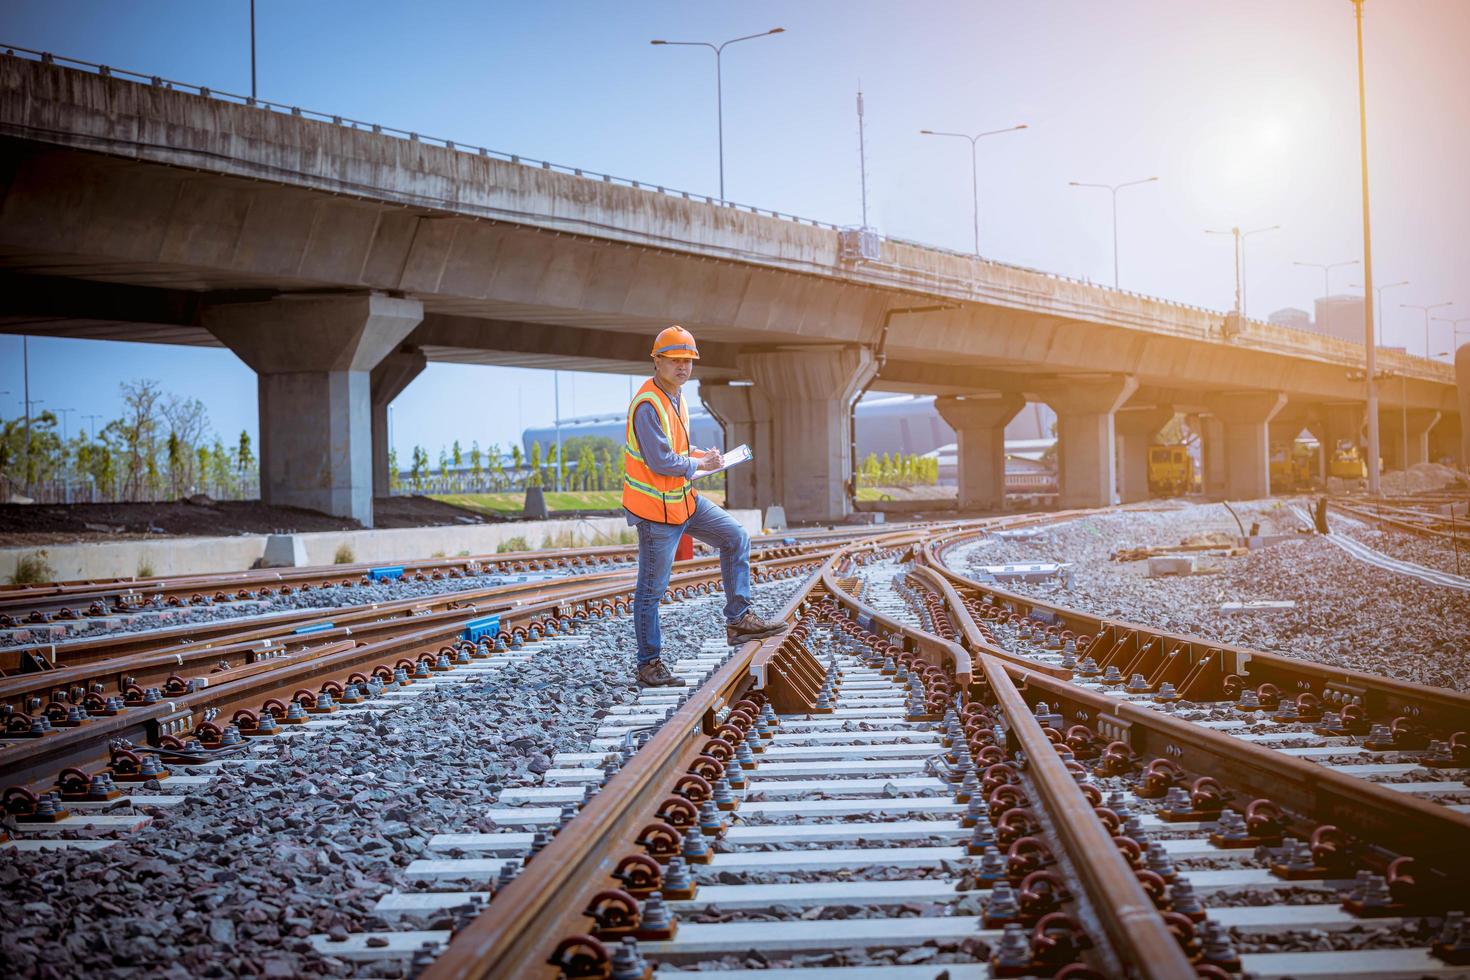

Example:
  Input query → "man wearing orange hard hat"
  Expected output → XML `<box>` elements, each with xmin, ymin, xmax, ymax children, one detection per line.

<box><xmin>623</xmin><ymin>325</ymin><xmax>787</xmax><ymax>687</ymax></box>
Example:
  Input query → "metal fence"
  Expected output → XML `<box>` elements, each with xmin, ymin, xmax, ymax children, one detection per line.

<box><xmin>9</xmin><ymin>476</ymin><xmax>261</xmax><ymax>505</ymax></box>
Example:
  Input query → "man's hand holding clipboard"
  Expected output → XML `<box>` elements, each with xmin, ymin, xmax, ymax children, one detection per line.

<box><xmin>692</xmin><ymin>444</ymin><xmax>752</xmax><ymax>480</ymax></box>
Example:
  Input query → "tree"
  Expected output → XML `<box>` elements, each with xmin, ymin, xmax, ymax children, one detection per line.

<box><xmin>117</xmin><ymin>380</ymin><xmax>164</xmax><ymax>498</ymax></box>
<box><xmin>162</xmin><ymin>395</ymin><xmax>209</xmax><ymax>491</ymax></box>
<box><xmin>438</xmin><ymin>447</ymin><xmax>449</xmax><ymax>482</ymax></box>
<box><xmin>576</xmin><ymin>445</ymin><xmax>595</xmax><ymax>491</ymax></box>
<box><xmin>452</xmin><ymin>440</ymin><xmax>463</xmax><ymax>469</ymax></box>
<box><xmin>469</xmin><ymin>441</ymin><xmax>483</xmax><ymax>487</ymax></box>
<box><xmin>861</xmin><ymin>453</ymin><xmax>880</xmax><ymax>487</ymax></box>
<box><xmin>387</xmin><ymin>447</ymin><xmax>401</xmax><ymax>492</ymax></box>
<box><xmin>509</xmin><ymin>444</ymin><xmax>523</xmax><ymax>489</ymax></box>
<box><xmin>410</xmin><ymin>445</ymin><xmax>429</xmax><ymax>490</ymax></box>
<box><xmin>208</xmin><ymin>437</ymin><xmax>233</xmax><ymax>495</ymax></box>
<box><xmin>235</xmin><ymin>430</ymin><xmax>256</xmax><ymax>482</ymax></box>
<box><xmin>195</xmin><ymin>446</ymin><xmax>210</xmax><ymax>494</ymax></box>
<box><xmin>528</xmin><ymin>441</ymin><xmax>543</xmax><ymax>488</ymax></box>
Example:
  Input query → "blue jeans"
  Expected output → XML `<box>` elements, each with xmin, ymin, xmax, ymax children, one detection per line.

<box><xmin>631</xmin><ymin>496</ymin><xmax>752</xmax><ymax>665</ymax></box>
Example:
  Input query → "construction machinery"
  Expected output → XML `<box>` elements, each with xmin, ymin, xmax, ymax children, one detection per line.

<box><xmin>1270</xmin><ymin>442</ymin><xmax>1317</xmax><ymax>492</ymax></box>
<box><xmin>1146</xmin><ymin>444</ymin><xmax>1195</xmax><ymax>497</ymax></box>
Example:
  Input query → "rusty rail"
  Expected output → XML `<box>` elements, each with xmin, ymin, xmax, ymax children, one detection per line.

<box><xmin>420</xmin><ymin>554</ymin><xmax>836</xmax><ymax>980</ymax></box>
<box><xmin>823</xmin><ymin>543</ymin><xmax>1196</xmax><ymax>978</ymax></box>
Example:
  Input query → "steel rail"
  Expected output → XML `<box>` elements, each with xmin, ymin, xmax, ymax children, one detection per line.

<box><xmin>1331</xmin><ymin>498</ymin><xmax>1466</xmax><ymax>543</ymax></box>
<box><xmin>0</xmin><ymin>553</ymin><xmax>825</xmax><ymax>790</ymax></box>
<box><xmin>821</xmin><ymin>542</ymin><xmax>1195</xmax><ymax>978</ymax></box>
<box><xmin>0</xmin><ymin>543</ymin><xmax>644</xmax><ymax>615</ymax></box>
<box><xmin>918</xmin><ymin>540</ymin><xmax>1470</xmax><ymax>884</ymax></box>
<box><xmin>419</xmin><ymin>553</ymin><xmax>838</xmax><ymax>980</ymax></box>
<box><xmin>920</xmin><ymin>527</ymin><xmax>1470</xmax><ymax>733</ymax></box>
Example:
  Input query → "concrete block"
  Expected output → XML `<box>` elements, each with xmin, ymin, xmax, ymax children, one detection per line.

<box><xmin>1219</xmin><ymin>601</ymin><xmax>1296</xmax><ymax>615</ymax></box>
<box><xmin>1147</xmin><ymin>556</ymin><xmax>1197</xmax><ymax>577</ymax></box>
<box><xmin>260</xmin><ymin>534</ymin><xmax>309</xmax><ymax>568</ymax></box>
<box><xmin>1244</xmin><ymin>534</ymin><xmax>1297</xmax><ymax>550</ymax></box>
<box><xmin>764</xmin><ymin>505</ymin><xmax>788</xmax><ymax>531</ymax></box>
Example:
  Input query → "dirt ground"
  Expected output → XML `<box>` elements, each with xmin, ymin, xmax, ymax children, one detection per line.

<box><xmin>0</xmin><ymin>495</ymin><xmax>491</xmax><ymax>546</ymax></box>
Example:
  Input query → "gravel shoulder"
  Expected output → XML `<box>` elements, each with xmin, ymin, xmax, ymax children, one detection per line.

<box><xmin>0</xmin><ymin>578</ymin><xmax>801</xmax><ymax>978</ymax></box>
<box><xmin>952</xmin><ymin>501</ymin><xmax>1470</xmax><ymax>692</ymax></box>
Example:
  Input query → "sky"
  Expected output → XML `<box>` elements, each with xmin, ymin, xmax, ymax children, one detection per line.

<box><xmin>2</xmin><ymin>0</ymin><xmax>1468</xmax><ymax>457</ymax></box>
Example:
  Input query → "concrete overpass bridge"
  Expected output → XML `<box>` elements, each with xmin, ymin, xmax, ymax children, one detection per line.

<box><xmin>0</xmin><ymin>50</ymin><xmax>1461</xmax><ymax>524</ymax></box>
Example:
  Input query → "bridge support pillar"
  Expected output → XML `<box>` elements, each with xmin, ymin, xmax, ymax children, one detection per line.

<box><xmin>1202</xmin><ymin>391</ymin><xmax>1286</xmax><ymax>500</ymax></box>
<box><xmin>371</xmin><ymin>346</ymin><xmax>427</xmax><ymax>498</ymax></box>
<box><xmin>1115</xmin><ymin>405</ymin><xmax>1174</xmax><ymax>503</ymax></box>
<box><xmin>740</xmin><ymin>346</ymin><xmax>876</xmax><ymax>524</ymax></box>
<box><xmin>1394</xmin><ymin>409</ymin><xmax>1442</xmax><ymax>468</ymax></box>
<box><xmin>1037</xmin><ymin>376</ymin><xmax>1137</xmax><ymax>509</ymax></box>
<box><xmin>205</xmin><ymin>292</ymin><xmax>424</xmax><ymax>526</ymax></box>
<box><xmin>1429</xmin><ymin>410</ymin><xmax>1462</xmax><ymax>468</ymax></box>
<box><xmin>699</xmin><ymin>381</ymin><xmax>775</xmax><ymax>513</ymax></box>
<box><xmin>934</xmin><ymin>393</ymin><xmax>1026</xmax><ymax>511</ymax></box>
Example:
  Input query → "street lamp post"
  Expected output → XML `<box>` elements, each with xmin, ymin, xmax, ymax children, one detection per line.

<box><xmin>650</xmin><ymin>28</ymin><xmax>785</xmax><ymax>202</ymax></box>
<box><xmin>1401</xmin><ymin>302</ymin><xmax>1452</xmax><ymax>359</ymax></box>
<box><xmin>1350</xmin><ymin>0</ymin><xmax>1380</xmax><ymax>495</ymax></box>
<box><xmin>920</xmin><ymin>124</ymin><xmax>1028</xmax><ymax>257</ymax></box>
<box><xmin>1348</xmin><ymin>278</ymin><xmax>1408</xmax><ymax>346</ymax></box>
<box><xmin>1293</xmin><ymin>259</ymin><xmax>1359</xmax><ymax>337</ymax></box>
<box><xmin>1206</xmin><ymin>225</ymin><xmax>1279</xmax><ymax>317</ymax></box>
<box><xmin>1068</xmin><ymin>176</ymin><xmax>1158</xmax><ymax>288</ymax></box>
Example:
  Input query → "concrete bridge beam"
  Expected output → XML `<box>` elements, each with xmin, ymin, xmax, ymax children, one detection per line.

<box><xmin>934</xmin><ymin>393</ymin><xmax>1026</xmax><ymax>511</ymax></box>
<box><xmin>1115</xmin><ymin>405</ymin><xmax>1175</xmax><ymax>503</ymax></box>
<box><xmin>699</xmin><ymin>381</ymin><xmax>774</xmax><ymax>513</ymax></box>
<box><xmin>204</xmin><ymin>292</ymin><xmax>424</xmax><ymax>526</ymax></box>
<box><xmin>1203</xmin><ymin>391</ymin><xmax>1287</xmax><ymax>500</ymax></box>
<box><xmin>739</xmin><ymin>347</ymin><xmax>877</xmax><ymax>524</ymax></box>
<box><xmin>1036</xmin><ymin>376</ymin><xmax>1138</xmax><ymax>508</ymax></box>
<box><xmin>371</xmin><ymin>347</ymin><xmax>427</xmax><ymax>498</ymax></box>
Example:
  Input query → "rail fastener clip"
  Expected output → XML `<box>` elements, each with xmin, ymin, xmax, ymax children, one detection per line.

<box><xmin>462</xmin><ymin>615</ymin><xmax>502</xmax><ymax>645</ymax></box>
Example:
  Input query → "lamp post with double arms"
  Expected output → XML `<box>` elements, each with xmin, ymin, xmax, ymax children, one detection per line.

<box><xmin>920</xmin><ymin>124</ymin><xmax>1028</xmax><ymax>257</ymax></box>
<box><xmin>1068</xmin><ymin>176</ymin><xmax>1158</xmax><ymax>289</ymax></box>
<box><xmin>1206</xmin><ymin>225</ymin><xmax>1280</xmax><ymax>317</ymax></box>
<box><xmin>1400</xmin><ymin>302</ymin><xmax>1452</xmax><ymax>359</ymax></box>
<box><xmin>1293</xmin><ymin>259</ymin><xmax>1359</xmax><ymax>336</ymax></box>
<box><xmin>650</xmin><ymin>28</ymin><xmax>785</xmax><ymax>203</ymax></box>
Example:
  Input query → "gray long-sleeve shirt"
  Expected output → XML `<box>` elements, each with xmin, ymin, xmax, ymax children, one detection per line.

<box><xmin>632</xmin><ymin>401</ymin><xmax>697</xmax><ymax>481</ymax></box>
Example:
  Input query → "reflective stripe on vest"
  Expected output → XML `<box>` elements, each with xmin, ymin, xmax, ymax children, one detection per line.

<box><xmin>621</xmin><ymin>378</ymin><xmax>697</xmax><ymax>524</ymax></box>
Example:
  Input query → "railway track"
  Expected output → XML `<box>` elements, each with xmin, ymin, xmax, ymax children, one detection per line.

<box><xmin>3</xmin><ymin>513</ymin><xmax>1466</xmax><ymax>978</ymax></box>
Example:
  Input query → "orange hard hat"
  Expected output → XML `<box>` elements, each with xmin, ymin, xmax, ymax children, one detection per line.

<box><xmin>651</xmin><ymin>325</ymin><xmax>700</xmax><ymax>360</ymax></box>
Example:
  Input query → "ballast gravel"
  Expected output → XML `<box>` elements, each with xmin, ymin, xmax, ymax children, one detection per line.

<box><xmin>952</xmin><ymin>501</ymin><xmax>1470</xmax><ymax>691</ymax></box>
<box><xmin>0</xmin><ymin>577</ymin><xmax>799</xmax><ymax>979</ymax></box>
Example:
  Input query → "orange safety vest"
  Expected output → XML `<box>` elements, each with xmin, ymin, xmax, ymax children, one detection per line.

<box><xmin>622</xmin><ymin>378</ymin><xmax>698</xmax><ymax>524</ymax></box>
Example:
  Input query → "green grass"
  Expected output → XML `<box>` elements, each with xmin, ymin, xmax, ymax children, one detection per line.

<box><xmin>436</xmin><ymin>490</ymin><xmax>724</xmax><ymax>516</ymax></box>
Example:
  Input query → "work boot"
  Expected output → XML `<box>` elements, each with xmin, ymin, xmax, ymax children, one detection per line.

<box><xmin>727</xmin><ymin>611</ymin><xmax>788</xmax><ymax>646</ymax></box>
<box><xmin>637</xmin><ymin>660</ymin><xmax>685</xmax><ymax>688</ymax></box>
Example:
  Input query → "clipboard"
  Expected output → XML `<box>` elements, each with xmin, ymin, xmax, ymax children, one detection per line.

<box><xmin>694</xmin><ymin>443</ymin><xmax>752</xmax><ymax>479</ymax></box>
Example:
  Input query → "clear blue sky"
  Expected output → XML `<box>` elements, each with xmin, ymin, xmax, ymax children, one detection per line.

<box><xmin>2</xmin><ymin>0</ymin><xmax>1467</xmax><ymax>457</ymax></box>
